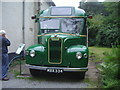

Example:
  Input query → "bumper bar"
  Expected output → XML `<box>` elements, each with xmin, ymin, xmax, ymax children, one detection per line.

<box><xmin>26</xmin><ymin>64</ymin><xmax>88</xmax><ymax>72</ymax></box>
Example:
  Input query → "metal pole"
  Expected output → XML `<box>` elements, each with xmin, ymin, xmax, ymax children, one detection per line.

<box><xmin>19</xmin><ymin>55</ymin><xmax>22</xmax><ymax>74</ymax></box>
<box><xmin>87</xmin><ymin>28</ymin><xmax>88</xmax><ymax>47</ymax></box>
<box><xmin>22</xmin><ymin>0</ymin><xmax>25</xmax><ymax>44</ymax></box>
<box><xmin>19</xmin><ymin>0</ymin><xmax>25</xmax><ymax>75</ymax></box>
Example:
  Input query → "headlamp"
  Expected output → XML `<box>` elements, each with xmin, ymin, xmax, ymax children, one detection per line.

<box><xmin>30</xmin><ymin>50</ymin><xmax>35</xmax><ymax>57</ymax></box>
<box><xmin>76</xmin><ymin>52</ymin><xmax>82</xmax><ymax>59</ymax></box>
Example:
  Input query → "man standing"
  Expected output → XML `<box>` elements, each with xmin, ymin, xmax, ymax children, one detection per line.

<box><xmin>0</xmin><ymin>30</ymin><xmax>11</xmax><ymax>81</ymax></box>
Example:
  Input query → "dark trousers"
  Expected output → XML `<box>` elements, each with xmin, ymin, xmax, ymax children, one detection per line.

<box><xmin>1</xmin><ymin>53</ymin><xmax>9</xmax><ymax>79</ymax></box>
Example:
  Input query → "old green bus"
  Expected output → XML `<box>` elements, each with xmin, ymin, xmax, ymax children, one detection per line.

<box><xmin>25</xmin><ymin>6</ymin><xmax>91</xmax><ymax>79</ymax></box>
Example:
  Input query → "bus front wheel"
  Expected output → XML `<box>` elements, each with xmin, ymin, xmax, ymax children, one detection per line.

<box><xmin>29</xmin><ymin>69</ymin><xmax>40</xmax><ymax>77</ymax></box>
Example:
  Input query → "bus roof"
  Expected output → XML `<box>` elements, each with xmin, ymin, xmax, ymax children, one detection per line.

<box><xmin>39</xmin><ymin>6</ymin><xmax>87</xmax><ymax>18</ymax></box>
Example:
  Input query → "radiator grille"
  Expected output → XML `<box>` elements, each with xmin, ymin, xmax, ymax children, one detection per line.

<box><xmin>48</xmin><ymin>37</ymin><xmax>62</xmax><ymax>64</ymax></box>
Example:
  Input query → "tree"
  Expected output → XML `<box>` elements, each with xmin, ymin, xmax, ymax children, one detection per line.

<box><xmin>79</xmin><ymin>2</ymin><xmax>120</xmax><ymax>47</ymax></box>
<box><xmin>97</xmin><ymin>2</ymin><xmax>120</xmax><ymax>47</ymax></box>
<box><xmin>88</xmin><ymin>14</ymin><xmax>104</xmax><ymax>46</ymax></box>
<box><xmin>78</xmin><ymin>2</ymin><xmax>105</xmax><ymax>46</ymax></box>
<box><xmin>79</xmin><ymin>2</ymin><xmax>105</xmax><ymax>16</ymax></box>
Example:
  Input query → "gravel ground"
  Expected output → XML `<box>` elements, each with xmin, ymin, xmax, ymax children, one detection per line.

<box><xmin>2</xmin><ymin>60</ymin><xmax>99</xmax><ymax>88</ymax></box>
<box><xmin>2</xmin><ymin>78</ymin><xmax>89</xmax><ymax>88</ymax></box>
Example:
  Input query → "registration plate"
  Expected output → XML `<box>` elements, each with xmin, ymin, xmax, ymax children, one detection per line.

<box><xmin>46</xmin><ymin>68</ymin><xmax>63</xmax><ymax>73</ymax></box>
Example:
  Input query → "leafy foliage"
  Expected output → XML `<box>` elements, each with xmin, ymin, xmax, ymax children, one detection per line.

<box><xmin>100</xmin><ymin>28</ymin><xmax>119</xmax><ymax>47</ymax></box>
<box><xmin>80</xmin><ymin>2</ymin><xmax>106</xmax><ymax>16</ymax></box>
<box><xmin>84</xmin><ymin>2</ymin><xmax>120</xmax><ymax>88</ymax></box>
<box><xmin>79</xmin><ymin>2</ymin><xmax>120</xmax><ymax>47</ymax></box>
<box><xmin>98</xmin><ymin>2</ymin><xmax>120</xmax><ymax>47</ymax></box>
<box><xmin>88</xmin><ymin>14</ymin><xmax>104</xmax><ymax>46</ymax></box>
<box><xmin>98</xmin><ymin>46</ymin><xmax>120</xmax><ymax>89</ymax></box>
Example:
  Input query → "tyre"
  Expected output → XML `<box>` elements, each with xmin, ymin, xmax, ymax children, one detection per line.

<box><xmin>67</xmin><ymin>72</ymin><xmax>85</xmax><ymax>79</ymax></box>
<box><xmin>29</xmin><ymin>69</ymin><xmax>40</xmax><ymax>77</ymax></box>
<box><xmin>74</xmin><ymin>72</ymin><xmax>85</xmax><ymax>79</ymax></box>
<box><xmin>79</xmin><ymin>72</ymin><xmax>85</xmax><ymax>79</ymax></box>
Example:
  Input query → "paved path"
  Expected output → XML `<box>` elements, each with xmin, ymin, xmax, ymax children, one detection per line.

<box><xmin>2</xmin><ymin>60</ymin><xmax>99</xmax><ymax>88</ymax></box>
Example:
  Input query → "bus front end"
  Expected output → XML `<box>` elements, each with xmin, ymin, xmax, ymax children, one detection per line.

<box><xmin>25</xmin><ymin>6</ymin><xmax>90</xmax><ymax>79</ymax></box>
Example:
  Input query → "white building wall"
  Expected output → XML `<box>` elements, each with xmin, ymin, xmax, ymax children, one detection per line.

<box><xmin>24</xmin><ymin>2</ymin><xmax>37</xmax><ymax>49</ymax></box>
<box><xmin>2</xmin><ymin>2</ymin><xmax>38</xmax><ymax>53</ymax></box>
<box><xmin>40</xmin><ymin>2</ymin><xmax>51</xmax><ymax>11</ymax></box>
<box><xmin>2</xmin><ymin>2</ymin><xmax>23</xmax><ymax>53</ymax></box>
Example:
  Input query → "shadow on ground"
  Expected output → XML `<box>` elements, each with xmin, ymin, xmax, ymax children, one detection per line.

<box><xmin>29</xmin><ymin>72</ymin><xmax>84</xmax><ymax>83</ymax></box>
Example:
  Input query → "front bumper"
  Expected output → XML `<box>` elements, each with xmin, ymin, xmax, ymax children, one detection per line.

<box><xmin>26</xmin><ymin>64</ymin><xmax>88</xmax><ymax>72</ymax></box>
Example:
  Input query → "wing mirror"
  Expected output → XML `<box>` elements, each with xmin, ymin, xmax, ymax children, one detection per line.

<box><xmin>31</xmin><ymin>15</ymin><xmax>38</xmax><ymax>23</ymax></box>
<box><xmin>87</xmin><ymin>15</ymin><xmax>93</xmax><ymax>19</ymax></box>
<box><xmin>31</xmin><ymin>15</ymin><xmax>36</xmax><ymax>19</ymax></box>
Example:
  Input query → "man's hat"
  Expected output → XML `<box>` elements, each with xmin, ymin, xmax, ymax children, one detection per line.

<box><xmin>0</xmin><ymin>30</ymin><xmax>6</xmax><ymax>35</ymax></box>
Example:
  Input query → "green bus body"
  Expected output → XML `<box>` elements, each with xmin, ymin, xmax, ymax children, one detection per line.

<box><xmin>25</xmin><ymin>7</ymin><xmax>89</xmax><ymax>78</ymax></box>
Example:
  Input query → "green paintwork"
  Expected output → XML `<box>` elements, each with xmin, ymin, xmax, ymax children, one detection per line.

<box><xmin>26</xmin><ymin>33</ymin><xmax>88</xmax><ymax>67</ymax></box>
<box><xmin>26</xmin><ymin>6</ymin><xmax>89</xmax><ymax>69</ymax></box>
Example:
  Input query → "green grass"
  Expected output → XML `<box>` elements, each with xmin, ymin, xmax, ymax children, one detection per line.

<box><xmin>83</xmin><ymin>78</ymin><xmax>98</xmax><ymax>88</ymax></box>
<box><xmin>89</xmin><ymin>47</ymin><xmax>112</xmax><ymax>63</ymax></box>
<box><xmin>89</xmin><ymin>46</ymin><xmax>120</xmax><ymax>89</ymax></box>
